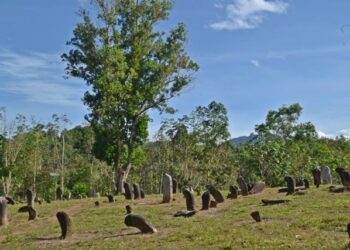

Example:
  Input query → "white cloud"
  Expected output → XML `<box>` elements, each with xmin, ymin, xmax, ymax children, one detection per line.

<box><xmin>0</xmin><ymin>49</ymin><xmax>84</xmax><ymax>106</ymax></box>
<box><xmin>210</xmin><ymin>0</ymin><xmax>288</xmax><ymax>31</ymax></box>
<box><xmin>340</xmin><ymin>129</ymin><xmax>350</xmax><ymax>138</ymax></box>
<box><xmin>250</xmin><ymin>59</ymin><xmax>261</xmax><ymax>67</ymax></box>
<box><xmin>317</xmin><ymin>130</ymin><xmax>335</xmax><ymax>139</ymax></box>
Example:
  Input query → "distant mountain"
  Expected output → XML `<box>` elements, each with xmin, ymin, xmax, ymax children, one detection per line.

<box><xmin>231</xmin><ymin>134</ymin><xmax>258</xmax><ymax>145</ymax></box>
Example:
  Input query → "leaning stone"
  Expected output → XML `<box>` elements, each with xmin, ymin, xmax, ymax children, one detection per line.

<box><xmin>18</xmin><ymin>205</ymin><xmax>36</xmax><ymax>220</ymax></box>
<box><xmin>124</xmin><ymin>214</ymin><xmax>157</xmax><ymax>233</ymax></box>
<box><xmin>56</xmin><ymin>211</ymin><xmax>72</xmax><ymax>240</ymax></box>
<box><xmin>162</xmin><ymin>174</ymin><xmax>173</xmax><ymax>203</ymax></box>
<box><xmin>249</xmin><ymin>182</ymin><xmax>266</xmax><ymax>194</ymax></box>
<box><xmin>336</xmin><ymin>168</ymin><xmax>350</xmax><ymax>190</ymax></box>
<box><xmin>201</xmin><ymin>191</ymin><xmax>210</xmax><ymax>210</ymax></box>
<box><xmin>183</xmin><ymin>189</ymin><xmax>195</xmax><ymax>211</ymax></box>
<box><xmin>206</xmin><ymin>185</ymin><xmax>224</xmax><ymax>203</ymax></box>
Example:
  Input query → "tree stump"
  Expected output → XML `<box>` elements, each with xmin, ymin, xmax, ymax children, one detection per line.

<box><xmin>0</xmin><ymin>197</ymin><xmax>8</xmax><ymax>227</ymax></box>
<box><xmin>124</xmin><ymin>214</ymin><xmax>157</xmax><ymax>233</ymax></box>
<box><xmin>56</xmin><ymin>211</ymin><xmax>72</xmax><ymax>240</ymax></box>
<box><xmin>201</xmin><ymin>191</ymin><xmax>210</xmax><ymax>210</ymax></box>
<box><xmin>183</xmin><ymin>189</ymin><xmax>195</xmax><ymax>211</ymax></box>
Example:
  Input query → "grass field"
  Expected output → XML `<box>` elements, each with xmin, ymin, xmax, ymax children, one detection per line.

<box><xmin>0</xmin><ymin>186</ymin><xmax>350</xmax><ymax>249</ymax></box>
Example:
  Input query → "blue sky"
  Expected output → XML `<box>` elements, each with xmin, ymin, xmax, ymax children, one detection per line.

<box><xmin>1</xmin><ymin>0</ymin><xmax>350</xmax><ymax>138</ymax></box>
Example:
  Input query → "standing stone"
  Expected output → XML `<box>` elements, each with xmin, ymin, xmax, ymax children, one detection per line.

<box><xmin>140</xmin><ymin>189</ymin><xmax>145</xmax><ymax>199</ymax></box>
<box><xmin>295</xmin><ymin>177</ymin><xmax>304</xmax><ymax>187</ymax></box>
<box><xmin>237</xmin><ymin>176</ymin><xmax>249</xmax><ymax>196</ymax></box>
<box><xmin>56</xmin><ymin>211</ymin><xmax>72</xmax><ymax>240</ymax></box>
<box><xmin>311</xmin><ymin>169</ymin><xmax>321</xmax><ymax>188</ymax></box>
<box><xmin>88</xmin><ymin>189</ymin><xmax>94</xmax><ymax>198</ymax></box>
<box><xmin>124</xmin><ymin>214</ymin><xmax>157</xmax><ymax>234</ymax></box>
<box><xmin>25</xmin><ymin>189</ymin><xmax>35</xmax><ymax>207</ymax></box>
<box><xmin>123</xmin><ymin>182</ymin><xmax>133</xmax><ymax>200</ymax></box>
<box><xmin>250</xmin><ymin>211</ymin><xmax>261</xmax><ymax>222</ymax></box>
<box><xmin>336</xmin><ymin>168</ymin><xmax>350</xmax><ymax>190</ymax></box>
<box><xmin>201</xmin><ymin>191</ymin><xmax>210</xmax><ymax>210</ymax></box>
<box><xmin>133</xmin><ymin>184</ymin><xmax>141</xmax><ymax>200</ymax></box>
<box><xmin>56</xmin><ymin>187</ymin><xmax>63</xmax><ymax>200</ymax></box>
<box><xmin>303</xmin><ymin>179</ymin><xmax>310</xmax><ymax>189</ymax></box>
<box><xmin>107</xmin><ymin>194</ymin><xmax>115</xmax><ymax>203</ymax></box>
<box><xmin>162</xmin><ymin>174</ymin><xmax>173</xmax><ymax>203</ymax></box>
<box><xmin>249</xmin><ymin>182</ymin><xmax>266</xmax><ymax>194</ymax></box>
<box><xmin>321</xmin><ymin>166</ymin><xmax>332</xmax><ymax>184</ymax></box>
<box><xmin>206</xmin><ymin>185</ymin><xmax>224</xmax><ymax>203</ymax></box>
<box><xmin>284</xmin><ymin>176</ymin><xmax>295</xmax><ymax>195</ymax></box>
<box><xmin>227</xmin><ymin>185</ymin><xmax>238</xmax><ymax>199</ymax></box>
<box><xmin>0</xmin><ymin>197</ymin><xmax>8</xmax><ymax>227</ymax></box>
<box><xmin>172</xmin><ymin>179</ymin><xmax>177</xmax><ymax>194</ymax></box>
<box><xmin>183</xmin><ymin>189</ymin><xmax>195</xmax><ymax>211</ymax></box>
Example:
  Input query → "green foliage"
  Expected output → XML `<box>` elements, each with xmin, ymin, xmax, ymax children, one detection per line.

<box><xmin>72</xmin><ymin>182</ymin><xmax>89</xmax><ymax>196</ymax></box>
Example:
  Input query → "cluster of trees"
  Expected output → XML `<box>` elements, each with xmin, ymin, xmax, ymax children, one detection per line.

<box><xmin>1</xmin><ymin>0</ymin><xmax>349</xmax><ymax>198</ymax></box>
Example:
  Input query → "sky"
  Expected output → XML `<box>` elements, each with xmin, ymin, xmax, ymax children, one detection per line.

<box><xmin>1</xmin><ymin>0</ymin><xmax>350</xmax><ymax>139</ymax></box>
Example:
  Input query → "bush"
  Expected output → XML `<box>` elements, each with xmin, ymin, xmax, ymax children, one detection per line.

<box><xmin>72</xmin><ymin>182</ymin><xmax>88</xmax><ymax>196</ymax></box>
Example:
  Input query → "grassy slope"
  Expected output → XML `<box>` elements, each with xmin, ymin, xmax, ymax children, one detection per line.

<box><xmin>0</xmin><ymin>186</ymin><xmax>349</xmax><ymax>250</ymax></box>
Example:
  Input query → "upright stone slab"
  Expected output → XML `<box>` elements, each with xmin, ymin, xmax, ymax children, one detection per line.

<box><xmin>133</xmin><ymin>184</ymin><xmax>141</xmax><ymax>200</ymax></box>
<box><xmin>201</xmin><ymin>191</ymin><xmax>210</xmax><ymax>210</ymax></box>
<box><xmin>206</xmin><ymin>185</ymin><xmax>224</xmax><ymax>203</ymax></box>
<box><xmin>312</xmin><ymin>169</ymin><xmax>321</xmax><ymax>188</ymax></box>
<box><xmin>162</xmin><ymin>174</ymin><xmax>173</xmax><ymax>203</ymax></box>
<box><xmin>227</xmin><ymin>185</ymin><xmax>238</xmax><ymax>199</ymax></box>
<box><xmin>249</xmin><ymin>182</ymin><xmax>266</xmax><ymax>194</ymax></box>
<box><xmin>183</xmin><ymin>189</ymin><xmax>195</xmax><ymax>211</ymax></box>
<box><xmin>172</xmin><ymin>179</ymin><xmax>177</xmax><ymax>194</ymax></box>
<box><xmin>124</xmin><ymin>182</ymin><xmax>133</xmax><ymax>200</ymax></box>
<box><xmin>284</xmin><ymin>176</ymin><xmax>295</xmax><ymax>195</ymax></box>
<box><xmin>321</xmin><ymin>166</ymin><xmax>332</xmax><ymax>184</ymax></box>
<box><xmin>56</xmin><ymin>187</ymin><xmax>63</xmax><ymax>200</ymax></box>
<box><xmin>303</xmin><ymin>179</ymin><xmax>310</xmax><ymax>189</ymax></box>
<box><xmin>0</xmin><ymin>197</ymin><xmax>8</xmax><ymax>227</ymax></box>
<box><xmin>336</xmin><ymin>168</ymin><xmax>350</xmax><ymax>190</ymax></box>
<box><xmin>237</xmin><ymin>176</ymin><xmax>249</xmax><ymax>196</ymax></box>
<box><xmin>25</xmin><ymin>189</ymin><xmax>35</xmax><ymax>207</ymax></box>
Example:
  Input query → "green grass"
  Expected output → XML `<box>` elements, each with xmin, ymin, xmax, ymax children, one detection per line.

<box><xmin>1</xmin><ymin>187</ymin><xmax>350</xmax><ymax>249</ymax></box>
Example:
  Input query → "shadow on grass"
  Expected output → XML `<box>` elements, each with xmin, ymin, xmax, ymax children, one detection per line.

<box><xmin>104</xmin><ymin>232</ymin><xmax>142</xmax><ymax>239</ymax></box>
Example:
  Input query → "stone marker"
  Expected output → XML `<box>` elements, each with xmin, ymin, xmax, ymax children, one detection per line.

<box><xmin>249</xmin><ymin>182</ymin><xmax>266</xmax><ymax>194</ymax></box>
<box><xmin>133</xmin><ymin>184</ymin><xmax>141</xmax><ymax>200</ymax></box>
<box><xmin>107</xmin><ymin>195</ymin><xmax>115</xmax><ymax>203</ymax></box>
<box><xmin>311</xmin><ymin>169</ymin><xmax>321</xmax><ymax>188</ymax></box>
<box><xmin>321</xmin><ymin>166</ymin><xmax>332</xmax><ymax>184</ymax></box>
<box><xmin>18</xmin><ymin>206</ymin><xmax>37</xmax><ymax>220</ymax></box>
<box><xmin>336</xmin><ymin>168</ymin><xmax>350</xmax><ymax>190</ymax></box>
<box><xmin>126</xmin><ymin>205</ymin><xmax>132</xmax><ymax>214</ymax></box>
<box><xmin>183</xmin><ymin>189</ymin><xmax>195</xmax><ymax>211</ymax></box>
<box><xmin>172</xmin><ymin>179</ymin><xmax>177</xmax><ymax>194</ymax></box>
<box><xmin>201</xmin><ymin>191</ymin><xmax>210</xmax><ymax>210</ymax></box>
<box><xmin>206</xmin><ymin>185</ymin><xmax>224</xmax><ymax>203</ymax></box>
<box><xmin>0</xmin><ymin>197</ymin><xmax>8</xmax><ymax>227</ymax></box>
<box><xmin>124</xmin><ymin>182</ymin><xmax>133</xmax><ymax>200</ymax></box>
<box><xmin>56</xmin><ymin>211</ymin><xmax>72</xmax><ymax>240</ymax></box>
<box><xmin>173</xmin><ymin>210</ymin><xmax>196</xmax><ymax>217</ymax></box>
<box><xmin>95</xmin><ymin>201</ymin><xmax>100</xmax><ymax>206</ymax></box>
<box><xmin>124</xmin><ymin>214</ymin><xmax>157</xmax><ymax>233</ymax></box>
<box><xmin>56</xmin><ymin>187</ymin><xmax>63</xmax><ymax>200</ymax></box>
<box><xmin>237</xmin><ymin>176</ymin><xmax>249</xmax><ymax>196</ymax></box>
<box><xmin>210</xmin><ymin>200</ymin><xmax>217</xmax><ymax>208</ymax></box>
<box><xmin>284</xmin><ymin>176</ymin><xmax>295</xmax><ymax>195</ymax></box>
<box><xmin>26</xmin><ymin>189</ymin><xmax>35</xmax><ymax>207</ymax></box>
<box><xmin>227</xmin><ymin>185</ymin><xmax>238</xmax><ymax>199</ymax></box>
<box><xmin>162</xmin><ymin>174</ymin><xmax>173</xmax><ymax>203</ymax></box>
<box><xmin>250</xmin><ymin>211</ymin><xmax>261</xmax><ymax>222</ymax></box>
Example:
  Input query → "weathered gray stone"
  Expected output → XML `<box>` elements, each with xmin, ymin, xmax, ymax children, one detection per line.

<box><xmin>183</xmin><ymin>189</ymin><xmax>195</xmax><ymax>211</ymax></box>
<box><xmin>133</xmin><ymin>184</ymin><xmax>141</xmax><ymax>200</ymax></box>
<box><xmin>124</xmin><ymin>214</ymin><xmax>157</xmax><ymax>233</ymax></box>
<box><xmin>284</xmin><ymin>176</ymin><xmax>295</xmax><ymax>195</ymax></box>
<box><xmin>56</xmin><ymin>211</ymin><xmax>72</xmax><ymax>240</ymax></box>
<box><xmin>0</xmin><ymin>197</ymin><xmax>8</xmax><ymax>227</ymax></box>
<box><xmin>25</xmin><ymin>189</ymin><xmax>35</xmax><ymax>207</ymax></box>
<box><xmin>250</xmin><ymin>211</ymin><xmax>261</xmax><ymax>222</ymax></box>
<box><xmin>336</xmin><ymin>168</ymin><xmax>350</xmax><ymax>190</ymax></box>
<box><xmin>321</xmin><ymin>166</ymin><xmax>332</xmax><ymax>184</ymax></box>
<box><xmin>249</xmin><ymin>182</ymin><xmax>266</xmax><ymax>194</ymax></box>
<box><xmin>162</xmin><ymin>174</ymin><xmax>173</xmax><ymax>203</ymax></box>
<box><xmin>312</xmin><ymin>169</ymin><xmax>321</xmax><ymax>188</ymax></box>
<box><xmin>124</xmin><ymin>182</ymin><xmax>133</xmax><ymax>200</ymax></box>
<box><xmin>201</xmin><ymin>191</ymin><xmax>210</xmax><ymax>210</ymax></box>
<box><xmin>237</xmin><ymin>176</ymin><xmax>248</xmax><ymax>196</ymax></box>
<box><xmin>227</xmin><ymin>185</ymin><xmax>238</xmax><ymax>199</ymax></box>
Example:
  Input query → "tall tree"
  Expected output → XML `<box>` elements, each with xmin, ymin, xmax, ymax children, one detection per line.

<box><xmin>62</xmin><ymin>0</ymin><xmax>198</xmax><ymax>193</ymax></box>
